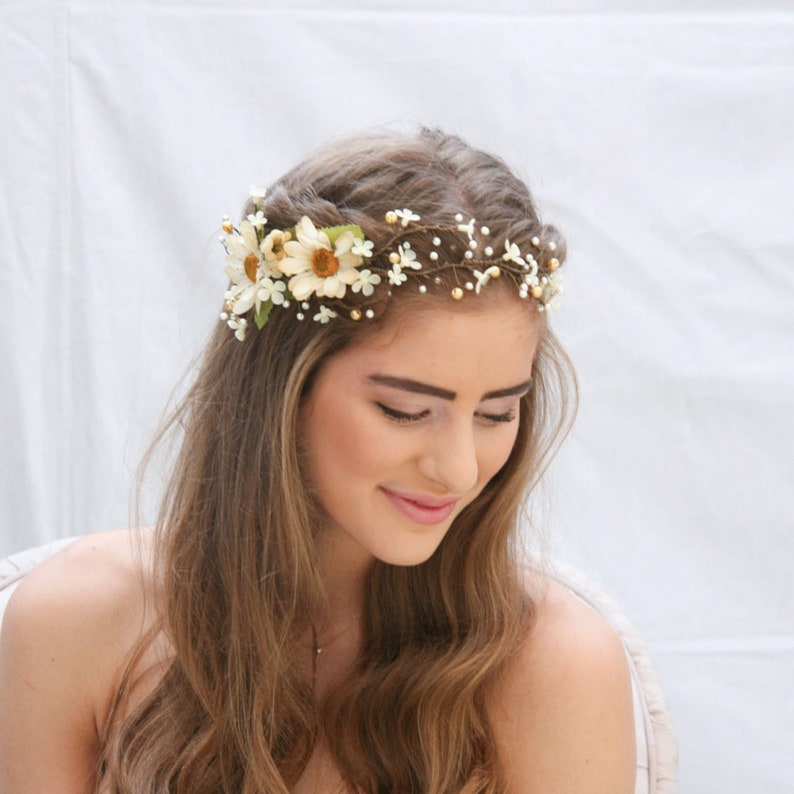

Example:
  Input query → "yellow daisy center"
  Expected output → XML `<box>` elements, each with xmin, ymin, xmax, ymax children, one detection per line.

<box><xmin>244</xmin><ymin>253</ymin><xmax>259</xmax><ymax>282</ymax></box>
<box><xmin>312</xmin><ymin>248</ymin><xmax>339</xmax><ymax>278</ymax></box>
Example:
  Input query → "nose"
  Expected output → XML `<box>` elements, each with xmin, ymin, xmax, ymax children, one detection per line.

<box><xmin>417</xmin><ymin>421</ymin><xmax>479</xmax><ymax>495</ymax></box>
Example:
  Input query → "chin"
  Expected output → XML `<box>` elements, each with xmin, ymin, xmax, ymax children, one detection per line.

<box><xmin>371</xmin><ymin>533</ymin><xmax>446</xmax><ymax>568</ymax></box>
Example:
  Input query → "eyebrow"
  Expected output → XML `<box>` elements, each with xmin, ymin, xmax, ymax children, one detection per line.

<box><xmin>367</xmin><ymin>374</ymin><xmax>533</xmax><ymax>401</ymax></box>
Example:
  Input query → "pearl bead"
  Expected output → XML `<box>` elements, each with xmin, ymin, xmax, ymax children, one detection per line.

<box><xmin>219</xmin><ymin>312</ymin><xmax>229</xmax><ymax>321</ymax></box>
<box><xmin>464</xmin><ymin>250</ymin><xmax>473</xmax><ymax>260</ymax></box>
<box><xmin>484</xmin><ymin>246</ymin><xmax>494</xmax><ymax>256</ymax></box>
<box><xmin>430</xmin><ymin>251</ymin><xmax>439</xmax><ymax>261</ymax></box>
<box><xmin>296</xmin><ymin>312</ymin><xmax>304</xmax><ymax>320</ymax></box>
<box><xmin>365</xmin><ymin>309</ymin><xmax>374</xmax><ymax>319</ymax></box>
<box><xmin>548</xmin><ymin>241</ymin><xmax>557</xmax><ymax>252</ymax></box>
<box><xmin>301</xmin><ymin>301</ymin><xmax>309</xmax><ymax>310</ymax></box>
<box><xmin>465</xmin><ymin>282</ymin><xmax>474</xmax><ymax>291</ymax></box>
<box><xmin>433</xmin><ymin>237</ymin><xmax>441</xmax><ymax>246</ymax></box>
<box><xmin>419</xmin><ymin>285</ymin><xmax>427</xmax><ymax>293</ymax></box>
<box><xmin>454</xmin><ymin>213</ymin><xmax>464</xmax><ymax>222</ymax></box>
<box><xmin>480</xmin><ymin>226</ymin><xmax>490</xmax><ymax>235</ymax></box>
<box><xmin>531</xmin><ymin>236</ymin><xmax>540</xmax><ymax>246</ymax></box>
<box><xmin>469</xmin><ymin>240</ymin><xmax>478</xmax><ymax>250</ymax></box>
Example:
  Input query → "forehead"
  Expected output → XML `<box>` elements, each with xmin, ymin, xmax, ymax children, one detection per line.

<box><xmin>326</xmin><ymin>297</ymin><xmax>542</xmax><ymax>392</ymax></box>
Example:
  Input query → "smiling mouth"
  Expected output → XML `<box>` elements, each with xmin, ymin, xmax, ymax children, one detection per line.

<box><xmin>379</xmin><ymin>487</ymin><xmax>460</xmax><ymax>525</ymax></box>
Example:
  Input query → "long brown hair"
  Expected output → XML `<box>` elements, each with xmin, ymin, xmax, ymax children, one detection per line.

<box><xmin>100</xmin><ymin>128</ymin><xmax>577</xmax><ymax>792</ymax></box>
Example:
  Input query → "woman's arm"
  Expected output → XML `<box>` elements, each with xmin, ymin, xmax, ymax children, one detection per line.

<box><xmin>489</xmin><ymin>580</ymin><xmax>637</xmax><ymax>794</ymax></box>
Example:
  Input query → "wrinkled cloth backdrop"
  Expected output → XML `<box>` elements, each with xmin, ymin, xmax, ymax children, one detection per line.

<box><xmin>1</xmin><ymin>1</ymin><xmax>792</xmax><ymax>791</ymax></box>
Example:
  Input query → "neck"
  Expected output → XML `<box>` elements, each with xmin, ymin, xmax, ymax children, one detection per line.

<box><xmin>314</xmin><ymin>527</ymin><xmax>372</xmax><ymax>646</ymax></box>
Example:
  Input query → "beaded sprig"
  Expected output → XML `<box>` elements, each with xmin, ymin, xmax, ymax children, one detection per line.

<box><xmin>219</xmin><ymin>188</ymin><xmax>563</xmax><ymax>340</ymax></box>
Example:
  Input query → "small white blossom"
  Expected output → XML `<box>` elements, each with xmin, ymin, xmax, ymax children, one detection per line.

<box><xmin>394</xmin><ymin>208</ymin><xmax>420</xmax><ymax>227</ymax></box>
<box><xmin>541</xmin><ymin>272</ymin><xmax>563</xmax><ymax>308</ymax></box>
<box><xmin>387</xmin><ymin>264</ymin><xmax>407</xmax><ymax>285</ymax></box>
<box><xmin>247</xmin><ymin>210</ymin><xmax>267</xmax><ymax>228</ymax></box>
<box><xmin>351</xmin><ymin>237</ymin><xmax>374</xmax><ymax>258</ymax></box>
<box><xmin>313</xmin><ymin>305</ymin><xmax>337</xmax><ymax>324</ymax></box>
<box><xmin>249</xmin><ymin>185</ymin><xmax>267</xmax><ymax>205</ymax></box>
<box><xmin>398</xmin><ymin>243</ymin><xmax>421</xmax><ymax>270</ymax></box>
<box><xmin>351</xmin><ymin>269</ymin><xmax>382</xmax><ymax>297</ymax></box>
<box><xmin>226</xmin><ymin>315</ymin><xmax>248</xmax><ymax>341</ymax></box>
<box><xmin>457</xmin><ymin>217</ymin><xmax>476</xmax><ymax>239</ymax></box>
<box><xmin>473</xmin><ymin>265</ymin><xmax>501</xmax><ymax>295</ymax></box>
<box><xmin>502</xmin><ymin>240</ymin><xmax>526</xmax><ymax>265</ymax></box>
<box><xmin>257</xmin><ymin>277</ymin><xmax>287</xmax><ymax>305</ymax></box>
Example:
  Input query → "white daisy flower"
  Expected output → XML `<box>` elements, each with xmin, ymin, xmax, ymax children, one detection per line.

<box><xmin>260</xmin><ymin>228</ymin><xmax>292</xmax><ymax>268</ymax></box>
<box><xmin>394</xmin><ymin>208</ymin><xmax>420</xmax><ymax>227</ymax></box>
<box><xmin>223</xmin><ymin>219</ymin><xmax>272</xmax><ymax>314</ymax></box>
<box><xmin>502</xmin><ymin>240</ymin><xmax>526</xmax><ymax>266</ymax></box>
<box><xmin>280</xmin><ymin>216</ymin><xmax>364</xmax><ymax>301</ymax></box>
<box><xmin>313</xmin><ymin>305</ymin><xmax>338</xmax><ymax>324</ymax></box>
<box><xmin>351</xmin><ymin>269</ymin><xmax>382</xmax><ymax>297</ymax></box>
<box><xmin>387</xmin><ymin>264</ymin><xmax>407</xmax><ymax>286</ymax></box>
<box><xmin>351</xmin><ymin>237</ymin><xmax>374</xmax><ymax>258</ymax></box>
<box><xmin>257</xmin><ymin>277</ymin><xmax>287</xmax><ymax>305</ymax></box>
<box><xmin>398</xmin><ymin>243</ymin><xmax>421</xmax><ymax>270</ymax></box>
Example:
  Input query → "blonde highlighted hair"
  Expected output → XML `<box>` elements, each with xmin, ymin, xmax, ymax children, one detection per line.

<box><xmin>100</xmin><ymin>128</ymin><xmax>577</xmax><ymax>792</ymax></box>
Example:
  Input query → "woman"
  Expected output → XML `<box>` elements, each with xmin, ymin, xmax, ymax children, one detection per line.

<box><xmin>0</xmin><ymin>128</ymin><xmax>636</xmax><ymax>792</ymax></box>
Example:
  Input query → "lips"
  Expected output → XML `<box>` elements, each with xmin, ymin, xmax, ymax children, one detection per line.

<box><xmin>379</xmin><ymin>487</ymin><xmax>460</xmax><ymax>525</ymax></box>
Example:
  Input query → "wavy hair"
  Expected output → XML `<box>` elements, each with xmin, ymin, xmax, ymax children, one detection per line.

<box><xmin>100</xmin><ymin>128</ymin><xmax>577</xmax><ymax>792</ymax></box>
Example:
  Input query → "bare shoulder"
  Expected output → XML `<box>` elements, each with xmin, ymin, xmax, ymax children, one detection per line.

<box><xmin>488</xmin><ymin>575</ymin><xmax>637</xmax><ymax>793</ymax></box>
<box><xmin>0</xmin><ymin>528</ymin><xmax>155</xmax><ymax>792</ymax></box>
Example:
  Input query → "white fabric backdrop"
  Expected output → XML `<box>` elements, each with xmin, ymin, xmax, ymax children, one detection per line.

<box><xmin>1</xmin><ymin>1</ymin><xmax>792</xmax><ymax>791</ymax></box>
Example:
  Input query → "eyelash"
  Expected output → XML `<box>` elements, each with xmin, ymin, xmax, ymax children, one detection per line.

<box><xmin>376</xmin><ymin>403</ymin><xmax>517</xmax><ymax>426</ymax></box>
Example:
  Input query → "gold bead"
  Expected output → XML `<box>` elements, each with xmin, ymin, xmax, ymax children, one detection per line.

<box><xmin>389</xmin><ymin>252</ymin><xmax>400</xmax><ymax>264</ymax></box>
<box><xmin>451</xmin><ymin>287</ymin><xmax>464</xmax><ymax>301</ymax></box>
<box><xmin>548</xmin><ymin>258</ymin><xmax>560</xmax><ymax>271</ymax></box>
<box><xmin>350</xmin><ymin>309</ymin><xmax>362</xmax><ymax>321</ymax></box>
<box><xmin>222</xmin><ymin>221</ymin><xmax>234</xmax><ymax>233</ymax></box>
<box><xmin>385</xmin><ymin>211</ymin><xmax>398</xmax><ymax>224</ymax></box>
<box><xmin>530</xmin><ymin>285</ymin><xmax>543</xmax><ymax>299</ymax></box>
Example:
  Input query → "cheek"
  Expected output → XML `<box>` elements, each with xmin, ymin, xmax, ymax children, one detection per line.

<box><xmin>304</xmin><ymin>395</ymin><xmax>398</xmax><ymax>489</ymax></box>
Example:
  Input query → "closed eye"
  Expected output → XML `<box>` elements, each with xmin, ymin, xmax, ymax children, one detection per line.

<box><xmin>477</xmin><ymin>409</ymin><xmax>517</xmax><ymax>425</ymax></box>
<box><xmin>376</xmin><ymin>402</ymin><xmax>429</xmax><ymax>424</ymax></box>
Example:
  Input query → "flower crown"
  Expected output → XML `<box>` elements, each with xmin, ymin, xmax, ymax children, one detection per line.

<box><xmin>219</xmin><ymin>187</ymin><xmax>563</xmax><ymax>341</ymax></box>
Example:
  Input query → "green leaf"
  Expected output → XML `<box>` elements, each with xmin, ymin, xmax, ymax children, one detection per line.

<box><xmin>254</xmin><ymin>301</ymin><xmax>275</xmax><ymax>330</ymax></box>
<box><xmin>323</xmin><ymin>223</ymin><xmax>365</xmax><ymax>245</ymax></box>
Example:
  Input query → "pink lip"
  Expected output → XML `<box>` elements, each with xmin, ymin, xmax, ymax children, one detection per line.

<box><xmin>380</xmin><ymin>487</ymin><xmax>460</xmax><ymax>526</ymax></box>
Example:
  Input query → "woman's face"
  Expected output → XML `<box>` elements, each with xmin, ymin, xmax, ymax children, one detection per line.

<box><xmin>300</xmin><ymin>296</ymin><xmax>543</xmax><ymax>568</ymax></box>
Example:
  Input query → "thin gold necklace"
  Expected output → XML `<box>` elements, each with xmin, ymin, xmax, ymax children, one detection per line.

<box><xmin>311</xmin><ymin>624</ymin><xmax>322</xmax><ymax>686</ymax></box>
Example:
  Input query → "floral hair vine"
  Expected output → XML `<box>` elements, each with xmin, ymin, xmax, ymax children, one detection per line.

<box><xmin>219</xmin><ymin>186</ymin><xmax>563</xmax><ymax>341</ymax></box>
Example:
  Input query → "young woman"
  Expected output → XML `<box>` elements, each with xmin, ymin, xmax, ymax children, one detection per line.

<box><xmin>0</xmin><ymin>129</ymin><xmax>636</xmax><ymax>792</ymax></box>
